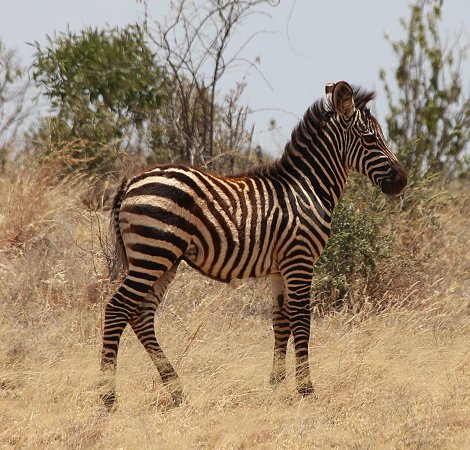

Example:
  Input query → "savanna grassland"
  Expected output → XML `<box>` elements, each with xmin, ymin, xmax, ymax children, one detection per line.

<box><xmin>1</xmin><ymin>166</ymin><xmax>470</xmax><ymax>449</ymax></box>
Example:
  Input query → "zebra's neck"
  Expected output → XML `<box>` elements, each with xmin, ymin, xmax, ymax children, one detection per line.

<box><xmin>279</xmin><ymin>108</ymin><xmax>349</xmax><ymax>210</ymax></box>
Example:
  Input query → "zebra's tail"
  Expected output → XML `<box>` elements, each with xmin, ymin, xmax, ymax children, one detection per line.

<box><xmin>109</xmin><ymin>178</ymin><xmax>130</xmax><ymax>281</ymax></box>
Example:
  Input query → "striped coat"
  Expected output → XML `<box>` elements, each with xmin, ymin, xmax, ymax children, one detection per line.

<box><xmin>100</xmin><ymin>81</ymin><xmax>407</xmax><ymax>408</ymax></box>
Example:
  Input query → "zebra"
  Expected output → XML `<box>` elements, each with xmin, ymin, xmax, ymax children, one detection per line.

<box><xmin>100</xmin><ymin>81</ymin><xmax>407</xmax><ymax>408</ymax></box>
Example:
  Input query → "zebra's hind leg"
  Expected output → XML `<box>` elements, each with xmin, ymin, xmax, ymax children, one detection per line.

<box><xmin>129</xmin><ymin>263</ymin><xmax>183</xmax><ymax>405</ymax></box>
<box><xmin>269</xmin><ymin>272</ymin><xmax>291</xmax><ymax>386</ymax></box>
<box><xmin>100</xmin><ymin>272</ymin><xmax>158</xmax><ymax>410</ymax></box>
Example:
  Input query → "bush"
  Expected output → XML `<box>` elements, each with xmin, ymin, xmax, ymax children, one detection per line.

<box><xmin>31</xmin><ymin>25</ymin><xmax>169</xmax><ymax>173</ymax></box>
<box><xmin>380</xmin><ymin>0</ymin><xmax>470</xmax><ymax>179</ymax></box>
<box><xmin>312</xmin><ymin>169</ymin><xmax>452</xmax><ymax>316</ymax></box>
<box><xmin>312</xmin><ymin>178</ymin><xmax>395</xmax><ymax>312</ymax></box>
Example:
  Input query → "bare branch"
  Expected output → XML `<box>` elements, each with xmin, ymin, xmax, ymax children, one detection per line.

<box><xmin>144</xmin><ymin>0</ymin><xmax>277</xmax><ymax>170</ymax></box>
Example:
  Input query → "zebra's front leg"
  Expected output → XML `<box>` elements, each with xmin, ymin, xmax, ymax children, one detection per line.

<box><xmin>285</xmin><ymin>274</ymin><xmax>314</xmax><ymax>397</ymax></box>
<box><xmin>269</xmin><ymin>272</ymin><xmax>291</xmax><ymax>386</ymax></box>
<box><xmin>100</xmin><ymin>274</ymin><xmax>154</xmax><ymax>410</ymax></box>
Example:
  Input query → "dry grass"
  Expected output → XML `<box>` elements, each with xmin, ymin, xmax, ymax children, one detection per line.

<box><xmin>1</xmin><ymin>168</ymin><xmax>470</xmax><ymax>449</ymax></box>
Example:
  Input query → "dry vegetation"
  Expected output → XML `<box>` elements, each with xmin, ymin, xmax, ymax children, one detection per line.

<box><xmin>1</xmin><ymin>165</ymin><xmax>470</xmax><ymax>449</ymax></box>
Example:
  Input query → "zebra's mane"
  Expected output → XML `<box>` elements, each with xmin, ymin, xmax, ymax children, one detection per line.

<box><xmin>237</xmin><ymin>86</ymin><xmax>376</xmax><ymax>178</ymax></box>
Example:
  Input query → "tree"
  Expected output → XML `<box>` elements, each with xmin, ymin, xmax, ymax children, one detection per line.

<box><xmin>380</xmin><ymin>0</ymin><xmax>470</xmax><ymax>179</ymax></box>
<box><xmin>31</xmin><ymin>25</ymin><xmax>170</xmax><ymax>172</ymax></box>
<box><xmin>145</xmin><ymin>0</ymin><xmax>278</xmax><ymax>171</ymax></box>
<box><xmin>0</xmin><ymin>40</ymin><xmax>30</xmax><ymax>170</ymax></box>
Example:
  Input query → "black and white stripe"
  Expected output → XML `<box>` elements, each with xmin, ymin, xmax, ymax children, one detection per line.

<box><xmin>100</xmin><ymin>81</ymin><xmax>407</xmax><ymax>408</ymax></box>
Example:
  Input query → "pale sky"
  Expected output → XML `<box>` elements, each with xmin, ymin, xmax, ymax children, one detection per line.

<box><xmin>1</xmin><ymin>0</ymin><xmax>469</xmax><ymax>154</ymax></box>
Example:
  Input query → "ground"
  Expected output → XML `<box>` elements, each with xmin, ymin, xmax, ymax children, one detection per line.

<box><xmin>1</xmin><ymin>171</ymin><xmax>470</xmax><ymax>449</ymax></box>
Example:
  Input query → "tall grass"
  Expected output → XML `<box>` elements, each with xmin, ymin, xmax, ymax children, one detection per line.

<box><xmin>1</xmin><ymin>165</ymin><xmax>470</xmax><ymax>448</ymax></box>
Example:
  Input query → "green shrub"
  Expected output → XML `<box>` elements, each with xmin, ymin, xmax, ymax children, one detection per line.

<box><xmin>31</xmin><ymin>25</ymin><xmax>169</xmax><ymax>174</ymax></box>
<box><xmin>380</xmin><ymin>0</ymin><xmax>470</xmax><ymax>179</ymax></box>
<box><xmin>313</xmin><ymin>178</ymin><xmax>395</xmax><ymax>312</ymax></box>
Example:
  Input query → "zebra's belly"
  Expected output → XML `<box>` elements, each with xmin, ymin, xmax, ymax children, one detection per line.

<box><xmin>183</xmin><ymin>240</ymin><xmax>274</xmax><ymax>282</ymax></box>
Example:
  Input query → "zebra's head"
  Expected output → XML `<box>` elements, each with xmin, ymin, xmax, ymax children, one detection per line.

<box><xmin>326</xmin><ymin>81</ymin><xmax>407</xmax><ymax>196</ymax></box>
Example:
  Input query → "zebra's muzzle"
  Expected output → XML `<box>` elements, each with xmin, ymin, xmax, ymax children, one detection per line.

<box><xmin>381</xmin><ymin>164</ymin><xmax>407</xmax><ymax>196</ymax></box>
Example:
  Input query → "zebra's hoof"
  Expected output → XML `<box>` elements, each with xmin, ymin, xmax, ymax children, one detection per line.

<box><xmin>269</xmin><ymin>370</ymin><xmax>286</xmax><ymax>386</ymax></box>
<box><xmin>297</xmin><ymin>381</ymin><xmax>314</xmax><ymax>397</ymax></box>
<box><xmin>100</xmin><ymin>390</ymin><xmax>118</xmax><ymax>411</ymax></box>
<box><xmin>170</xmin><ymin>386</ymin><xmax>185</xmax><ymax>406</ymax></box>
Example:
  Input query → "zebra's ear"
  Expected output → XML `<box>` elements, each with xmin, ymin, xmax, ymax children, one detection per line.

<box><xmin>327</xmin><ymin>81</ymin><xmax>355</xmax><ymax>117</ymax></box>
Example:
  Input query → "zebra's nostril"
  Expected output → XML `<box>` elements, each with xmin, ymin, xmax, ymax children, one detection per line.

<box><xmin>396</xmin><ymin>171</ymin><xmax>407</xmax><ymax>189</ymax></box>
<box><xmin>381</xmin><ymin>170</ymin><xmax>407</xmax><ymax>196</ymax></box>
<box><xmin>390</xmin><ymin>164</ymin><xmax>407</xmax><ymax>191</ymax></box>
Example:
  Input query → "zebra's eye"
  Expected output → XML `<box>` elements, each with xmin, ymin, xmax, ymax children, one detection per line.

<box><xmin>357</xmin><ymin>122</ymin><xmax>370</xmax><ymax>134</ymax></box>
